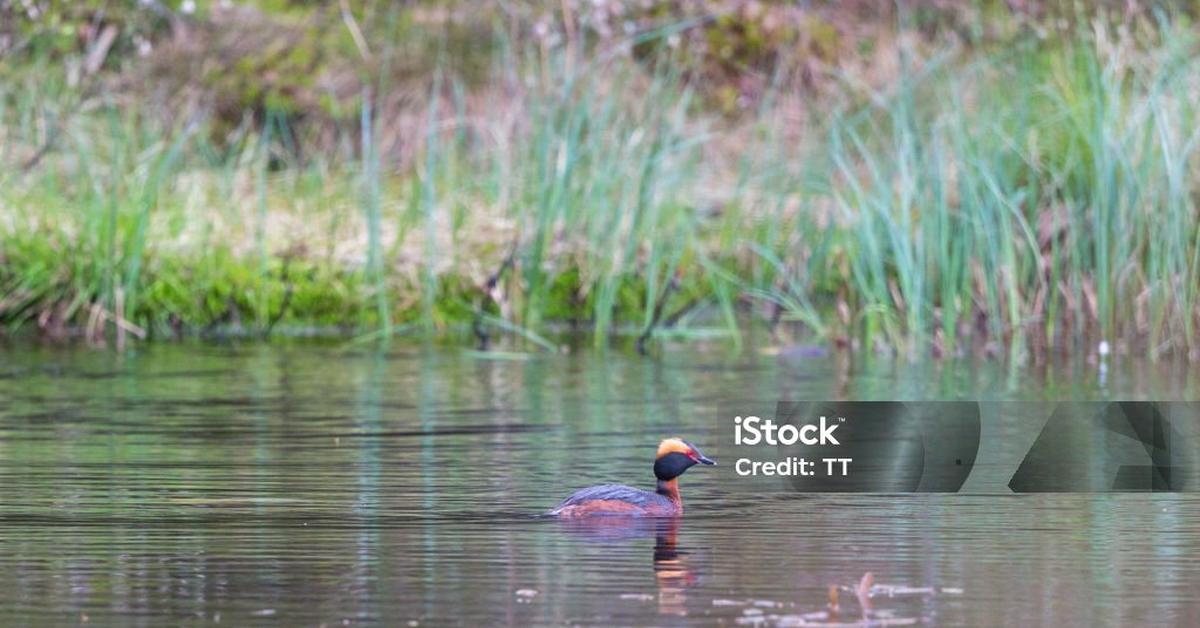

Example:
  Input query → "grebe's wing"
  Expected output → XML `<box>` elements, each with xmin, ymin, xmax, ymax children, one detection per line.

<box><xmin>552</xmin><ymin>484</ymin><xmax>661</xmax><ymax>509</ymax></box>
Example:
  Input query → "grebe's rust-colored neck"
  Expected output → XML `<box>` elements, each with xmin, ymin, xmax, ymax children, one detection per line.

<box><xmin>657</xmin><ymin>478</ymin><xmax>681</xmax><ymax>507</ymax></box>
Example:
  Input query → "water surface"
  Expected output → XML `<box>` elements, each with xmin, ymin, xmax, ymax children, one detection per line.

<box><xmin>1</xmin><ymin>342</ymin><xmax>1198</xmax><ymax>625</ymax></box>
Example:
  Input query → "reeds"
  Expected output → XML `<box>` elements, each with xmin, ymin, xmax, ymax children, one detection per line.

<box><xmin>2</xmin><ymin>17</ymin><xmax>1199</xmax><ymax>359</ymax></box>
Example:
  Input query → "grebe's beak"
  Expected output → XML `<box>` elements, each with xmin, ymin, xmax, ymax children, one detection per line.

<box><xmin>687</xmin><ymin>443</ymin><xmax>716</xmax><ymax>466</ymax></box>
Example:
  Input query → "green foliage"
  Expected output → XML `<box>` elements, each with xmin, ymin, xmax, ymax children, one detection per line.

<box><xmin>3</xmin><ymin>5</ymin><xmax>1200</xmax><ymax>360</ymax></box>
<box><xmin>0</xmin><ymin>0</ymin><xmax>169</xmax><ymax>63</ymax></box>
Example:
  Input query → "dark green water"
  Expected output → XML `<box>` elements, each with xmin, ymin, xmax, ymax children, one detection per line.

<box><xmin>1</xmin><ymin>342</ymin><xmax>1198</xmax><ymax>626</ymax></box>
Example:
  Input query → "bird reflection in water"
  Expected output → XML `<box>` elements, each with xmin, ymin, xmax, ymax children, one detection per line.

<box><xmin>557</xmin><ymin>516</ymin><xmax>696</xmax><ymax>617</ymax></box>
<box><xmin>650</xmin><ymin>517</ymin><xmax>692</xmax><ymax>616</ymax></box>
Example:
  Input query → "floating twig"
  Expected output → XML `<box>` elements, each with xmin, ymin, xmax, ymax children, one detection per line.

<box><xmin>637</xmin><ymin>273</ymin><xmax>682</xmax><ymax>355</ymax></box>
<box><xmin>474</xmin><ymin>246</ymin><xmax>517</xmax><ymax>350</ymax></box>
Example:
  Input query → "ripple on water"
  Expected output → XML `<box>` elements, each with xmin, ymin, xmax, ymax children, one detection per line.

<box><xmin>1</xmin><ymin>343</ymin><xmax>1199</xmax><ymax>625</ymax></box>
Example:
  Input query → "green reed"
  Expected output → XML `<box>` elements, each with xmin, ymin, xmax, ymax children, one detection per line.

<box><xmin>2</xmin><ymin>18</ymin><xmax>1199</xmax><ymax>358</ymax></box>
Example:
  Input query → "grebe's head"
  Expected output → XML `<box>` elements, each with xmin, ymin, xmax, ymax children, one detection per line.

<box><xmin>653</xmin><ymin>438</ymin><xmax>716</xmax><ymax>481</ymax></box>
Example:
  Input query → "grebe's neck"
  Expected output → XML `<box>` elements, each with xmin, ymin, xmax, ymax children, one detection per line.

<box><xmin>656</xmin><ymin>478</ymin><xmax>681</xmax><ymax>505</ymax></box>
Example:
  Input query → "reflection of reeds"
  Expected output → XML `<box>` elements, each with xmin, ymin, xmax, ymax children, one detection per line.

<box><xmin>2</xmin><ymin>20</ymin><xmax>1200</xmax><ymax>357</ymax></box>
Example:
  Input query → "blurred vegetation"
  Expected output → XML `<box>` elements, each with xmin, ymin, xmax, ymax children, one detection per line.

<box><xmin>2</xmin><ymin>1</ymin><xmax>1200</xmax><ymax>360</ymax></box>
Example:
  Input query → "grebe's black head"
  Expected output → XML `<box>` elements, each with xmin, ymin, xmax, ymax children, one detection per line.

<box><xmin>653</xmin><ymin>438</ymin><xmax>716</xmax><ymax>481</ymax></box>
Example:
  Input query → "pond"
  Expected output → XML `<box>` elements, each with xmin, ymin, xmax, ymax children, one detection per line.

<box><xmin>1</xmin><ymin>342</ymin><xmax>1198</xmax><ymax>625</ymax></box>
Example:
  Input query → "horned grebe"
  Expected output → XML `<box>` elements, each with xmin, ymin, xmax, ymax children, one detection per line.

<box><xmin>549</xmin><ymin>438</ymin><xmax>715</xmax><ymax>517</ymax></box>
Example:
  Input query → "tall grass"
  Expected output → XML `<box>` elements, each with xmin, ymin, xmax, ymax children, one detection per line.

<box><xmin>2</xmin><ymin>18</ymin><xmax>1199</xmax><ymax>359</ymax></box>
<box><xmin>741</xmin><ymin>21</ymin><xmax>1200</xmax><ymax>360</ymax></box>
<box><xmin>360</xmin><ymin>88</ymin><xmax>391</xmax><ymax>336</ymax></box>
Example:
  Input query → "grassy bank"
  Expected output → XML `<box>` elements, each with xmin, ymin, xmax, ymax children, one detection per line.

<box><xmin>3</xmin><ymin>3</ymin><xmax>1200</xmax><ymax>360</ymax></box>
